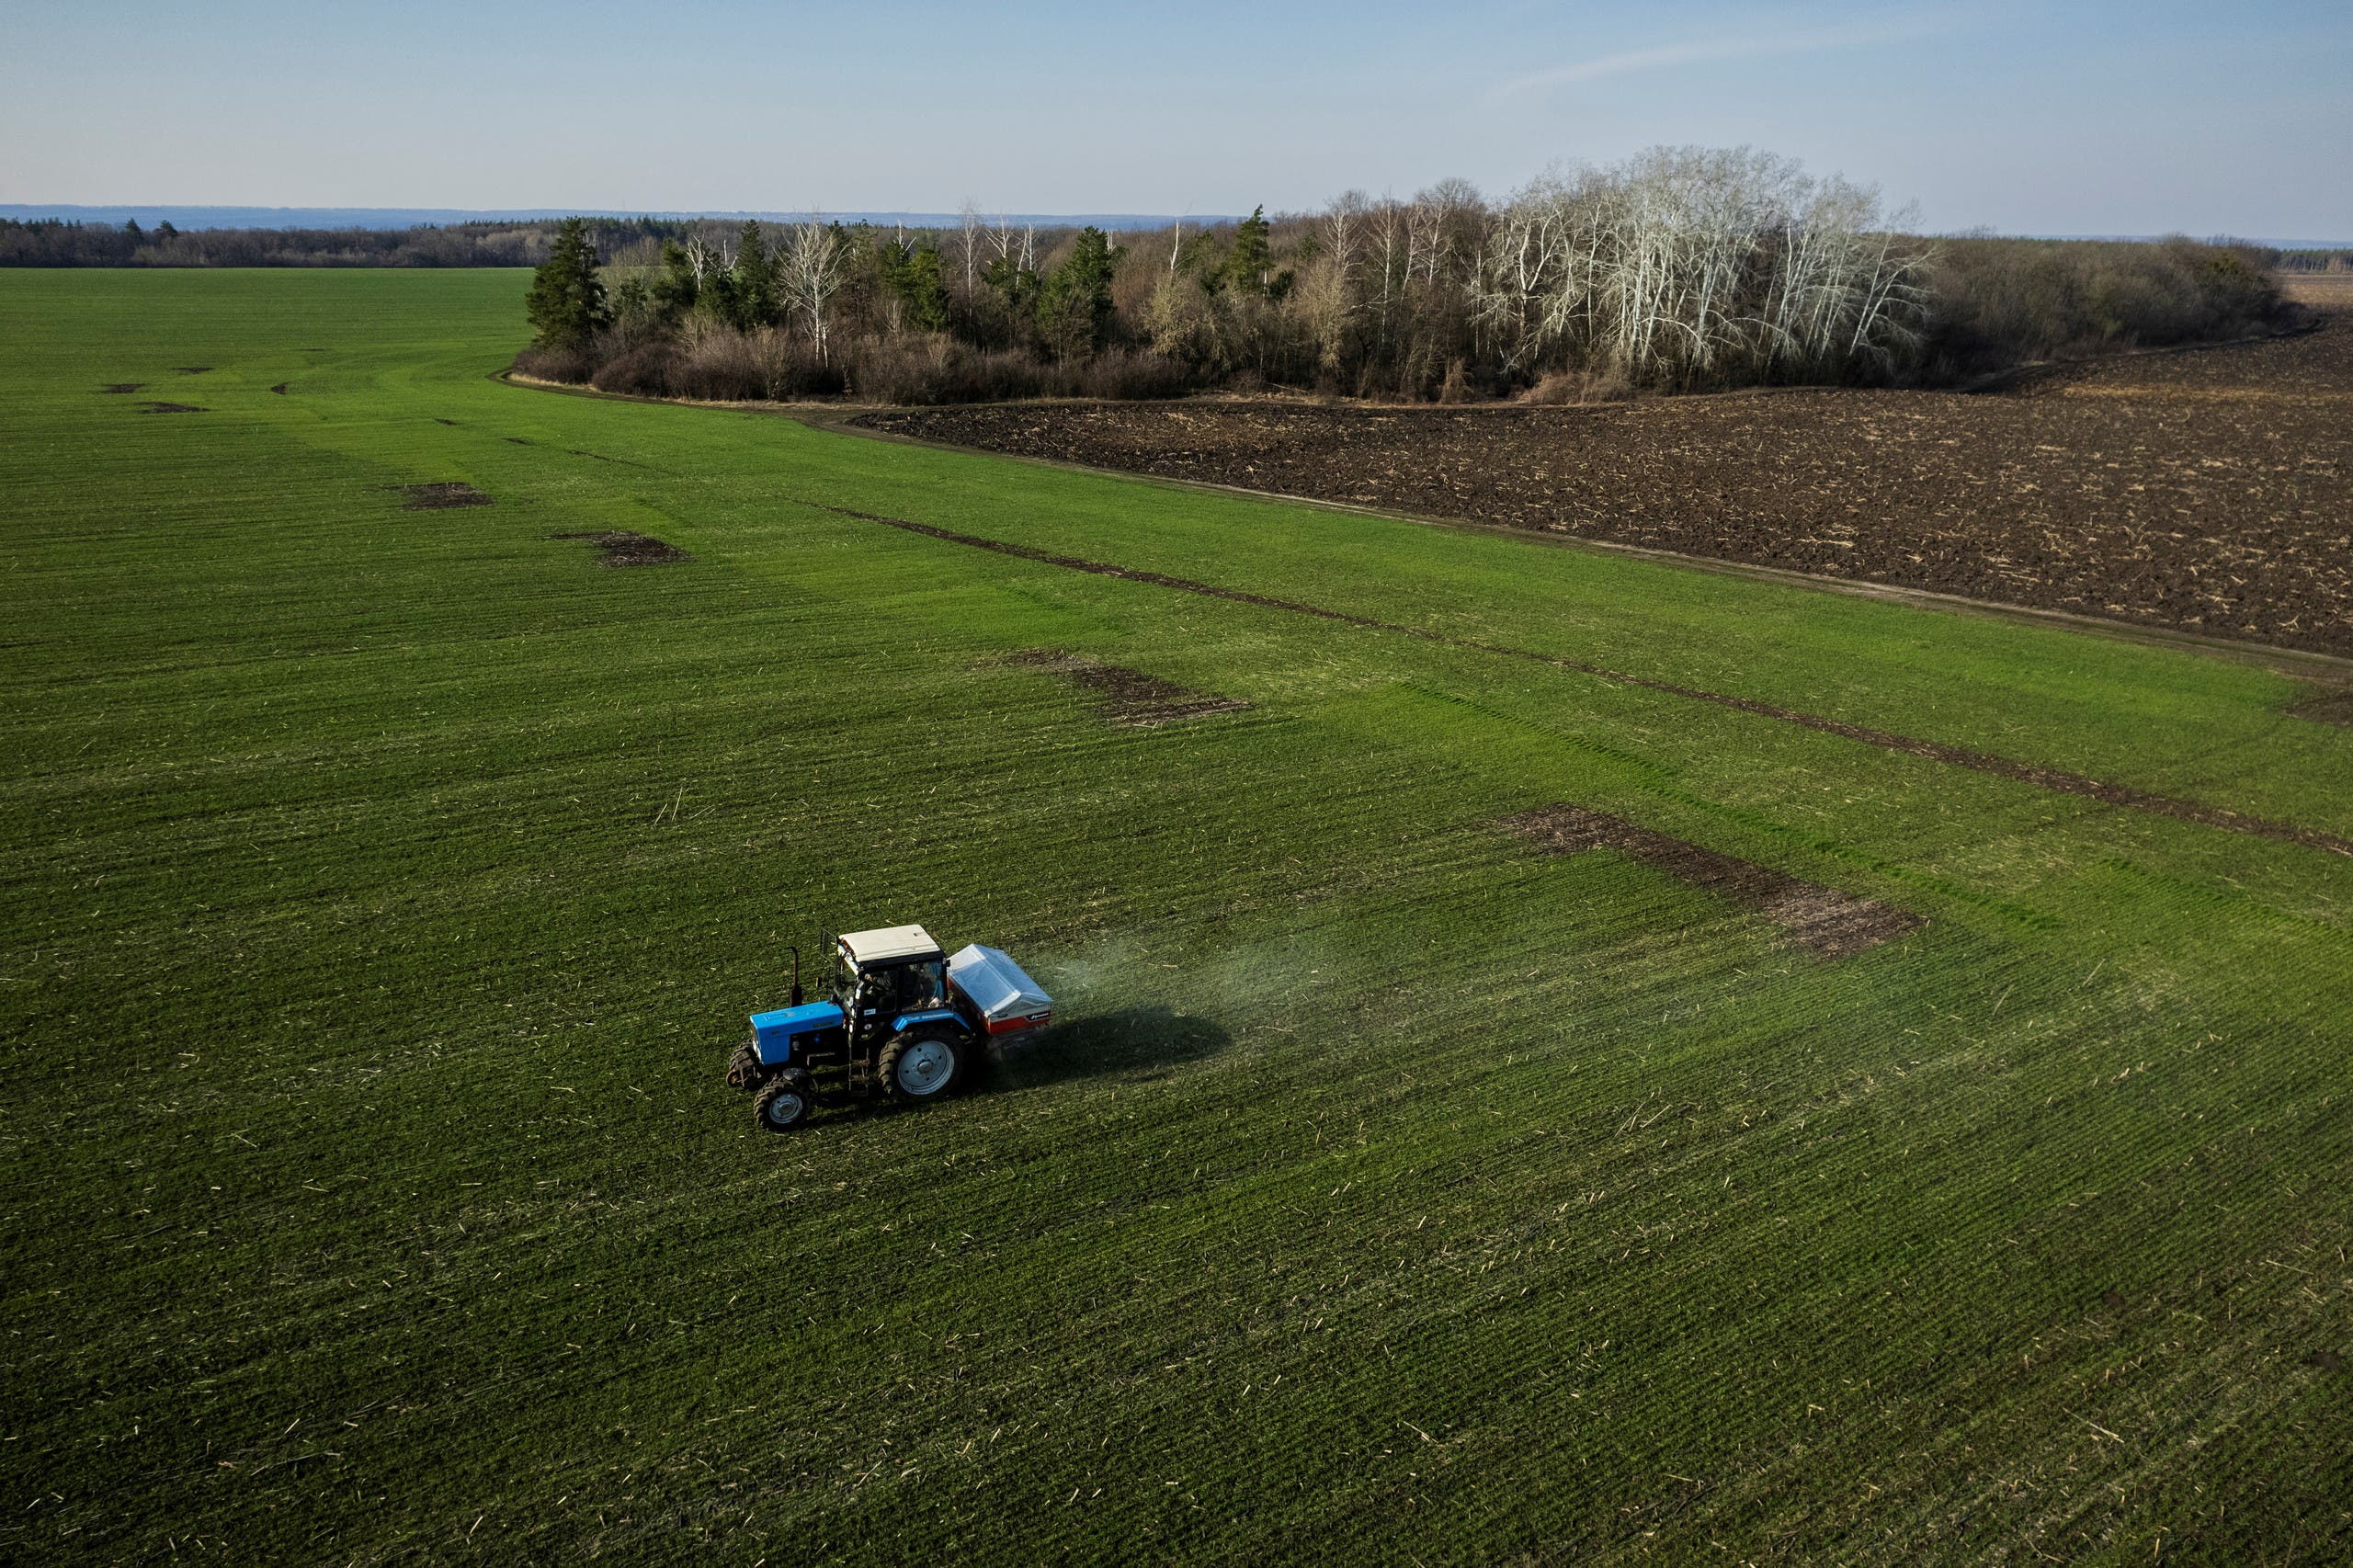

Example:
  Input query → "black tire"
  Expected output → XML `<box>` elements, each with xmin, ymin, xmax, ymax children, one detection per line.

<box><xmin>726</xmin><ymin>1041</ymin><xmax>763</xmax><ymax>1090</ymax></box>
<box><xmin>878</xmin><ymin>1029</ymin><xmax>969</xmax><ymax>1103</ymax></box>
<box><xmin>753</xmin><ymin>1072</ymin><xmax>813</xmax><ymax>1132</ymax></box>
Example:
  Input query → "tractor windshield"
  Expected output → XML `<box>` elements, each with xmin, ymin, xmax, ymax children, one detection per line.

<box><xmin>830</xmin><ymin>952</ymin><xmax>948</xmax><ymax>1013</ymax></box>
<box><xmin>903</xmin><ymin>960</ymin><xmax>948</xmax><ymax>1009</ymax></box>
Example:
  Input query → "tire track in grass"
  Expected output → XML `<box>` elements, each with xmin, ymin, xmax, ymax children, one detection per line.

<box><xmin>806</xmin><ymin>500</ymin><xmax>2353</xmax><ymax>859</ymax></box>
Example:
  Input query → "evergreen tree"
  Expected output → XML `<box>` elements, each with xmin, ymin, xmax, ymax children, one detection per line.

<box><xmin>1223</xmin><ymin>206</ymin><xmax>1272</xmax><ymax>296</ymax></box>
<box><xmin>982</xmin><ymin>253</ymin><xmax>1041</xmax><ymax>345</ymax></box>
<box><xmin>701</xmin><ymin>267</ymin><xmax>742</xmax><ymax>327</ymax></box>
<box><xmin>729</xmin><ymin>221</ymin><xmax>779</xmax><ymax>329</ymax></box>
<box><xmin>525</xmin><ymin>218</ymin><xmax>612</xmax><ymax>348</ymax></box>
<box><xmin>1038</xmin><ymin>226</ymin><xmax>1117</xmax><ymax>359</ymax></box>
<box><xmin>653</xmin><ymin>240</ymin><xmax>699</xmax><ymax>319</ymax></box>
<box><xmin>608</xmin><ymin>272</ymin><xmax>659</xmax><ymax>335</ymax></box>
<box><xmin>889</xmin><ymin>240</ymin><xmax>952</xmax><ymax>334</ymax></box>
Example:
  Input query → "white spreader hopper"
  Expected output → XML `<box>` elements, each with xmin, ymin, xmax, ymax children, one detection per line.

<box><xmin>947</xmin><ymin>944</ymin><xmax>1054</xmax><ymax>1040</ymax></box>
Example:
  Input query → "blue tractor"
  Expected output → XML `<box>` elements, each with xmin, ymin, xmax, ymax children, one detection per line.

<box><xmin>725</xmin><ymin>925</ymin><xmax>1053</xmax><ymax>1131</ymax></box>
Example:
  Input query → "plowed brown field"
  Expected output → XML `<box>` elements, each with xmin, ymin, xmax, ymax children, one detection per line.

<box><xmin>862</xmin><ymin>311</ymin><xmax>2353</xmax><ymax>657</ymax></box>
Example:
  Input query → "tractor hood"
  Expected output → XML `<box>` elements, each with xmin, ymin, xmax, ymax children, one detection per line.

<box><xmin>750</xmin><ymin>1000</ymin><xmax>844</xmax><ymax>1064</ymax></box>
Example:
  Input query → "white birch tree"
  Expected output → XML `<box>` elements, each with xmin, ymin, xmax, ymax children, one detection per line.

<box><xmin>781</xmin><ymin>216</ymin><xmax>846</xmax><ymax>363</ymax></box>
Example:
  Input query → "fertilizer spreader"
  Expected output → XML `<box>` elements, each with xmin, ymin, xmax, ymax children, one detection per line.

<box><xmin>726</xmin><ymin>925</ymin><xmax>1053</xmax><ymax>1131</ymax></box>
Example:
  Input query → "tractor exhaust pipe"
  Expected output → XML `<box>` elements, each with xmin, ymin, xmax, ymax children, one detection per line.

<box><xmin>787</xmin><ymin>946</ymin><xmax>804</xmax><ymax>1007</ymax></box>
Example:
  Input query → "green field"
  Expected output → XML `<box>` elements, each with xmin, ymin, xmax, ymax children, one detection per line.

<box><xmin>4</xmin><ymin>269</ymin><xmax>2349</xmax><ymax>1564</ymax></box>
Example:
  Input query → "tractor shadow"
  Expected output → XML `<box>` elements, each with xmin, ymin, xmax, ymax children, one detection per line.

<box><xmin>979</xmin><ymin>1005</ymin><xmax>1230</xmax><ymax>1096</ymax></box>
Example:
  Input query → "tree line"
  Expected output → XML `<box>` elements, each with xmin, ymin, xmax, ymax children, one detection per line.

<box><xmin>0</xmin><ymin>214</ymin><xmax>832</xmax><ymax>269</ymax></box>
<box><xmin>2</xmin><ymin>217</ymin><xmax>555</xmax><ymax>267</ymax></box>
<box><xmin>519</xmin><ymin>150</ymin><xmax>2297</xmax><ymax>404</ymax></box>
<box><xmin>9</xmin><ymin>144</ymin><xmax>2292</xmax><ymax>403</ymax></box>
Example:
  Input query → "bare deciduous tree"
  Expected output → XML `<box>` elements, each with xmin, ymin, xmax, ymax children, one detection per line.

<box><xmin>1472</xmin><ymin>148</ymin><xmax>1933</xmax><ymax>388</ymax></box>
<box><xmin>1301</xmin><ymin>190</ymin><xmax>1370</xmax><ymax>373</ymax></box>
<box><xmin>781</xmin><ymin>215</ymin><xmax>847</xmax><ymax>363</ymax></box>
<box><xmin>958</xmin><ymin>199</ymin><xmax>983</xmax><ymax>297</ymax></box>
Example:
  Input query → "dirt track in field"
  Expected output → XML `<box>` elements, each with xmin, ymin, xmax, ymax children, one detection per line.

<box><xmin>860</xmin><ymin>309</ymin><xmax>2353</xmax><ymax>658</ymax></box>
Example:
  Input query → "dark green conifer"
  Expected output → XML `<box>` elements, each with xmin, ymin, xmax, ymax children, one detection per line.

<box><xmin>525</xmin><ymin>218</ymin><xmax>612</xmax><ymax>348</ymax></box>
<box><xmin>730</xmin><ymin>221</ymin><xmax>779</xmax><ymax>329</ymax></box>
<box><xmin>892</xmin><ymin>241</ymin><xmax>952</xmax><ymax>333</ymax></box>
<box><xmin>653</xmin><ymin>240</ymin><xmax>699</xmax><ymax>319</ymax></box>
<box><xmin>983</xmin><ymin>253</ymin><xmax>1041</xmax><ymax>344</ymax></box>
<box><xmin>1038</xmin><ymin>227</ymin><xmax>1118</xmax><ymax>359</ymax></box>
<box><xmin>1223</xmin><ymin>206</ymin><xmax>1272</xmax><ymax>296</ymax></box>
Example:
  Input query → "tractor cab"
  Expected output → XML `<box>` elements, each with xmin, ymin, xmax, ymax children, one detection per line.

<box><xmin>833</xmin><ymin>925</ymin><xmax>954</xmax><ymax>1041</ymax></box>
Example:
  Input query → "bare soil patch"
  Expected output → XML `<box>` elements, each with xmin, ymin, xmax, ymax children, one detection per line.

<box><xmin>403</xmin><ymin>482</ymin><xmax>492</xmax><ymax>510</ymax></box>
<box><xmin>549</xmin><ymin>530</ymin><xmax>689</xmax><ymax>566</ymax></box>
<box><xmin>138</xmin><ymin>402</ymin><xmax>204</xmax><ymax>414</ymax></box>
<box><xmin>173</xmin><ymin>366</ymin><xmax>213</xmax><ymax>374</ymax></box>
<box><xmin>1006</xmin><ymin>650</ymin><xmax>1250</xmax><ymax>726</ymax></box>
<box><xmin>269</xmin><ymin>382</ymin><xmax>289</xmax><ymax>394</ymax></box>
<box><xmin>2290</xmin><ymin>687</ymin><xmax>2353</xmax><ymax>727</ymax></box>
<box><xmin>863</xmin><ymin>313</ymin><xmax>2353</xmax><ymax>657</ymax></box>
<box><xmin>1502</xmin><ymin>804</ymin><xmax>1923</xmax><ymax>958</ymax></box>
<box><xmin>99</xmin><ymin>382</ymin><xmax>142</xmax><ymax>394</ymax></box>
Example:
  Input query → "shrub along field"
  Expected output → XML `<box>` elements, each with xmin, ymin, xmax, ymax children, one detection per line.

<box><xmin>3</xmin><ymin>269</ymin><xmax>2350</xmax><ymax>1564</ymax></box>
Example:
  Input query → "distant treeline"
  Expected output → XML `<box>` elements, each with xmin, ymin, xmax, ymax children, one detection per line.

<box><xmin>6</xmin><ymin>151</ymin><xmax>2313</xmax><ymax>403</ymax></box>
<box><xmin>0</xmin><ymin>215</ymin><xmax>748</xmax><ymax>268</ymax></box>
<box><xmin>7</xmin><ymin>204</ymin><xmax>2343</xmax><ymax>285</ymax></box>
<box><xmin>514</xmin><ymin>151</ymin><xmax>2304</xmax><ymax>403</ymax></box>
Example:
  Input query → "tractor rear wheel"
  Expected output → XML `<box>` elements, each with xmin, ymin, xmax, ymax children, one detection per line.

<box><xmin>754</xmin><ymin>1071</ymin><xmax>813</xmax><ymax>1132</ymax></box>
<box><xmin>879</xmin><ymin>1030</ymin><xmax>967</xmax><ymax>1103</ymax></box>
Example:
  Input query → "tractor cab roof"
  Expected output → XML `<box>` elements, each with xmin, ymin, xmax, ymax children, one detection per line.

<box><xmin>837</xmin><ymin>925</ymin><xmax>944</xmax><ymax>966</ymax></box>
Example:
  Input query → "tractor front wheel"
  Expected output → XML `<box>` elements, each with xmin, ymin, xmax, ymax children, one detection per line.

<box><xmin>754</xmin><ymin>1071</ymin><xmax>813</xmax><ymax>1132</ymax></box>
<box><xmin>879</xmin><ymin>1030</ymin><xmax>967</xmax><ymax>1103</ymax></box>
<box><xmin>726</xmin><ymin>1041</ymin><xmax>763</xmax><ymax>1090</ymax></box>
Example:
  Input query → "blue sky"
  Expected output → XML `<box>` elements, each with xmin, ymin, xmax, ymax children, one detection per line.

<box><xmin>6</xmin><ymin>1</ymin><xmax>2348</xmax><ymax>235</ymax></box>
